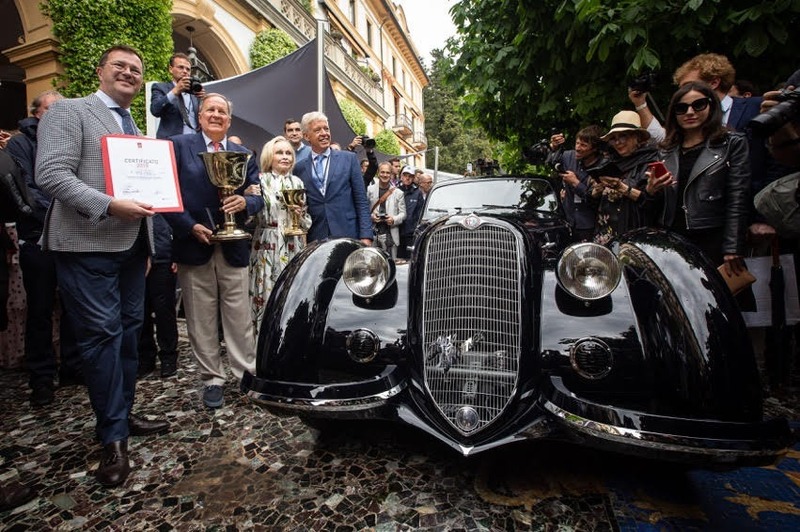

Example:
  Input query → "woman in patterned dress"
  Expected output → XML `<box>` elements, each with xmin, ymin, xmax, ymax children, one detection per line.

<box><xmin>247</xmin><ymin>136</ymin><xmax>311</xmax><ymax>336</ymax></box>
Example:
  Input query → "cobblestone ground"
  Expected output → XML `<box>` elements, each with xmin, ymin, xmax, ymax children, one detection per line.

<box><xmin>1</xmin><ymin>325</ymin><xmax>800</xmax><ymax>531</ymax></box>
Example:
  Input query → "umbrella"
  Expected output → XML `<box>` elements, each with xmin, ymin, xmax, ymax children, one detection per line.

<box><xmin>764</xmin><ymin>236</ymin><xmax>792</xmax><ymax>390</ymax></box>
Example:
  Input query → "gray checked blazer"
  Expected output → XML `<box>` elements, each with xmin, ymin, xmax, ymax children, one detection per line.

<box><xmin>36</xmin><ymin>94</ymin><xmax>154</xmax><ymax>254</ymax></box>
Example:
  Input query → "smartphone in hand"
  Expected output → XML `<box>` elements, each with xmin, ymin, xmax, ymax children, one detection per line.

<box><xmin>647</xmin><ymin>161</ymin><xmax>669</xmax><ymax>179</ymax></box>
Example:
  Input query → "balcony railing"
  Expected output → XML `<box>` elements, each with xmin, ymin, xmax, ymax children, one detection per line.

<box><xmin>390</xmin><ymin>114</ymin><xmax>413</xmax><ymax>137</ymax></box>
<box><xmin>412</xmin><ymin>131</ymin><xmax>428</xmax><ymax>149</ymax></box>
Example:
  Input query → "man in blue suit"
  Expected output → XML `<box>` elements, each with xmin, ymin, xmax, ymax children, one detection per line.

<box><xmin>295</xmin><ymin>111</ymin><xmax>372</xmax><ymax>244</ymax></box>
<box><xmin>163</xmin><ymin>93</ymin><xmax>263</xmax><ymax>409</ymax></box>
<box><xmin>150</xmin><ymin>53</ymin><xmax>203</xmax><ymax>139</ymax></box>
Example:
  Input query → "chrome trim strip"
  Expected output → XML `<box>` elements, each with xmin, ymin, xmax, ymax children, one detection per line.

<box><xmin>246</xmin><ymin>381</ymin><xmax>407</xmax><ymax>413</ymax></box>
<box><xmin>543</xmin><ymin>400</ymin><xmax>783</xmax><ymax>458</ymax></box>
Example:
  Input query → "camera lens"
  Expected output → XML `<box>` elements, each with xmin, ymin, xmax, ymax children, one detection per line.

<box><xmin>363</xmin><ymin>136</ymin><xmax>376</xmax><ymax>149</ymax></box>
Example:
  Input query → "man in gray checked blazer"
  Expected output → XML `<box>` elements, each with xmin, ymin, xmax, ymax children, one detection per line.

<box><xmin>36</xmin><ymin>45</ymin><xmax>169</xmax><ymax>488</ymax></box>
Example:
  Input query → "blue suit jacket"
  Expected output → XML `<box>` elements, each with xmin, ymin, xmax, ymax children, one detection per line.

<box><xmin>727</xmin><ymin>96</ymin><xmax>762</xmax><ymax>132</ymax></box>
<box><xmin>163</xmin><ymin>133</ymin><xmax>263</xmax><ymax>267</ymax></box>
<box><xmin>295</xmin><ymin>149</ymin><xmax>372</xmax><ymax>242</ymax></box>
<box><xmin>150</xmin><ymin>82</ymin><xmax>199</xmax><ymax>139</ymax></box>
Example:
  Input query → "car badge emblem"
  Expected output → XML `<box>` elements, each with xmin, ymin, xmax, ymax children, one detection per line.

<box><xmin>461</xmin><ymin>214</ymin><xmax>482</xmax><ymax>230</ymax></box>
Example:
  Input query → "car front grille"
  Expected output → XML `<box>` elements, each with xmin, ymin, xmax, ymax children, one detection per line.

<box><xmin>421</xmin><ymin>218</ymin><xmax>522</xmax><ymax>435</ymax></box>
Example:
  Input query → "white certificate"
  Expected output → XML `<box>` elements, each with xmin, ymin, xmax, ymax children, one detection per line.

<box><xmin>102</xmin><ymin>135</ymin><xmax>183</xmax><ymax>212</ymax></box>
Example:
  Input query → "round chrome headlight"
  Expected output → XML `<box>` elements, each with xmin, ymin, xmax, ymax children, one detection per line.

<box><xmin>557</xmin><ymin>243</ymin><xmax>621</xmax><ymax>300</ymax></box>
<box><xmin>343</xmin><ymin>247</ymin><xmax>395</xmax><ymax>298</ymax></box>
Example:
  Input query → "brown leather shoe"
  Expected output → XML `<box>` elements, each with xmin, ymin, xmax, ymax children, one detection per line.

<box><xmin>0</xmin><ymin>481</ymin><xmax>35</xmax><ymax>511</ymax></box>
<box><xmin>128</xmin><ymin>414</ymin><xmax>169</xmax><ymax>437</ymax></box>
<box><xmin>95</xmin><ymin>440</ymin><xmax>130</xmax><ymax>487</ymax></box>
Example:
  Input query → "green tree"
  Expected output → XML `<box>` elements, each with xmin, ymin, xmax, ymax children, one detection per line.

<box><xmin>42</xmin><ymin>0</ymin><xmax>173</xmax><ymax>126</ymax></box>
<box><xmin>447</xmin><ymin>0</ymin><xmax>800</xmax><ymax>152</ymax></box>
<box><xmin>375</xmin><ymin>129</ymin><xmax>400</xmax><ymax>155</ymax></box>
<box><xmin>424</xmin><ymin>49</ymin><xmax>495</xmax><ymax>174</ymax></box>
<box><xmin>250</xmin><ymin>28</ymin><xmax>297</xmax><ymax>69</ymax></box>
<box><xmin>338</xmin><ymin>98</ymin><xmax>367</xmax><ymax>135</ymax></box>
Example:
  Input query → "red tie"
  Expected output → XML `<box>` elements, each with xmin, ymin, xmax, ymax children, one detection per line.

<box><xmin>213</xmin><ymin>142</ymin><xmax>222</xmax><ymax>151</ymax></box>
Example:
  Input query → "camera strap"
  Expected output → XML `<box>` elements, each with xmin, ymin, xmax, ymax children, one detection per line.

<box><xmin>371</xmin><ymin>187</ymin><xmax>396</xmax><ymax>212</ymax></box>
<box><xmin>176</xmin><ymin>93</ymin><xmax>193</xmax><ymax>128</ymax></box>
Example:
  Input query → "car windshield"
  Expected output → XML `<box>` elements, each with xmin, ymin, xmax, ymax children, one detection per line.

<box><xmin>421</xmin><ymin>178</ymin><xmax>559</xmax><ymax>222</ymax></box>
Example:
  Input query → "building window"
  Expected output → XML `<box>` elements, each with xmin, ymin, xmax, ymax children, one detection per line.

<box><xmin>349</xmin><ymin>0</ymin><xmax>356</xmax><ymax>25</ymax></box>
<box><xmin>366</xmin><ymin>20</ymin><xmax>373</xmax><ymax>47</ymax></box>
<box><xmin>402</xmin><ymin>70</ymin><xmax>406</xmax><ymax>90</ymax></box>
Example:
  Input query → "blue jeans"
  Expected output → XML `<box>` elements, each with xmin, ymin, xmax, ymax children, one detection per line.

<box><xmin>54</xmin><ymin>239</ymin><xmax>147</xmax><ymax>444</ymax></box>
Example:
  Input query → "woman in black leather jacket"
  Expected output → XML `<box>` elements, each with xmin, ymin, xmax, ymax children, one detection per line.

<box><xmin>646</xmin><ymin>81</ymin><xmax>750</xmax><ymax>273</ymax></box>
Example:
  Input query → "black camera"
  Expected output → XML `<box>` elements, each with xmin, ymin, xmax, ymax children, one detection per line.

<box><xmin>188</xmin><ymin>76</ymin><xmax>204</xmax><ymax>94</ymax></box>
<box><xmin>748</xmin><ymin>88</ymin><xmax>800</xmax><ymax>137</ymax></box>
<box><xmin>628</xmin><ymin>71</ymin><xmax>657</xmax><ymax>93</ymax></box>
<box><xmin>360</xmin><ymin>135</ymin><xmax>376</xmax><ymax>149</ymax></box>
<box><xmin>523</xmin><ymin>139</ymin><xmax>551</xmax><ymax>164</ymax></box>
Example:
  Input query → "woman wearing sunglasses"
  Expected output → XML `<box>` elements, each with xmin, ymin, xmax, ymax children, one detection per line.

<box><xmin>646</xmin><ymin>81</ymin><xmax>750</xmax><ymax>275</ymax></box>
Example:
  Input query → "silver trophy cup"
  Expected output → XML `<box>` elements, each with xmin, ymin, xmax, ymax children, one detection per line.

<box><xmin>200</xmin><ymin>151</ymin><xmax>251</xmax><ymax>241</ymax></box>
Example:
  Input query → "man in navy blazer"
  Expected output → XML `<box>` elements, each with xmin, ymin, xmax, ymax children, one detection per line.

<box><xmin>163</xmin><ymin>93</ymin><xmax>263</xmax><ymax>409</ymax></box>
<box><xmin>295</xmin><ymin>111</ymin><xmax>372</xmax><ymax>244</ymax></box>
<box><xmin>150</xmin><ymin>53</ymin><xmax>203</xmax><ymax>139</ymax></box>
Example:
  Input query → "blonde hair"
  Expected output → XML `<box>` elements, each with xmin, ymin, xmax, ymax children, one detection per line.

<box><xmin>259</xmin><ymin>135</ymin><xmax>295</xmax><ymax>173</ymax></box>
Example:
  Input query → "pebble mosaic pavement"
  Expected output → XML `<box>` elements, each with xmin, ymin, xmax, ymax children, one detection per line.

<box><xmin>2</xmin><ymin>325</ymin><xmax>800</xmax><ymax>530</ymax></box>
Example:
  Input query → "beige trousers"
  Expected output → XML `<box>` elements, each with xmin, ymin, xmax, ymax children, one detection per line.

<box><xmin>177</xmin><ymin>245</ymin><xmax>256</xmax><ymax>386</ymax></box>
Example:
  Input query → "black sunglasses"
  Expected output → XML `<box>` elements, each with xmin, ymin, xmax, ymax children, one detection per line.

<box><xmin>674</xmin><ymin>97</ymin><xmax>712</xmax><ymax>115</ymax></box>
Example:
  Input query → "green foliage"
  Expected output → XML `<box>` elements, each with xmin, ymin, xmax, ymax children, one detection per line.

<box><xmin>447</xmin><ymin>0</ymin><xmax>800</xmax><ymax>152</ymax></box>
<box><xmin>338</xmin><ymin>98</ymin><xmax>367</xmax><ymax>135</ymax></box>
<box><xmin>299</xmin><ymin>0</ymin><xmax>312</xmax><ymax>12</ymax></box>
<box><xmin>250</xmin><ymin>28</ymin><xmax>297</xmax><ymax>69</ymax></box>
<box><xmin>375</xmin><ymin>129</ymin><xmax>400</xmax><ymax>155</ymax></box>
<box><xmin>41</xmin><ymin>0</ymin><xmax>173</xmax><ymax>126</ymax></box>
<box><xmin>424</xmin><ymin>49</ymin><xmax>496</xmax><ymax>174</ymax></box>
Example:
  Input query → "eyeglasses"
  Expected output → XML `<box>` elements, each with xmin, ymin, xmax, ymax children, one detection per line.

<box><xmin>674</xmin><ymin>97</ymin><xmax>711</xmax><ymax>115</ymax></box>
<box><xmin>106</xmin><ymin>61</ymin><xmax>143</xmax><ymax>77</ymax></box>
<box><xmin>608</xmin><ymin>133</ymin><xmax>632</xmax><ymax>144</ymax></box>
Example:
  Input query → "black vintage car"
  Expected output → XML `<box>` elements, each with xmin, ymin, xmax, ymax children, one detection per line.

<box><xmin>242</xmin><ymin>176</ymin><xmax>793</xmax><ymax>467</ymax></box>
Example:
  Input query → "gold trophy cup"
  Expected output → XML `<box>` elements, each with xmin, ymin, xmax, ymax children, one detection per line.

<box><xmin>281</xmin><ymin>188</ymin><xmax>307</xmax><ymax>238</ymax></box>
<box><xmin>200</xmin><ymin>151</ymin><xmax>252</xmax><ymax>241</ymax></box>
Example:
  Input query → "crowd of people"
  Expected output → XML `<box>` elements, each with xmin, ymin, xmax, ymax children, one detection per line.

<box><xmin>549</xmin><ymin>53</ymin><xmax>798</xmax><ymax>283</ymax></box>
<box><xmin>0</xmin><ymin>43</ymin><xmax>798</xmax><ymax>502</ymax></box>
<box><xmin>0</xmin><ymin>46</ymin><xmax>433</xmax><ymax>495</ymax></box>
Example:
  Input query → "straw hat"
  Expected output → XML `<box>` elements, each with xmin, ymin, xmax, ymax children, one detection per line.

<box><xmin>600</xmin><ymin>110</ymin><xmax>651</xmax><ymax>142</ymax></box>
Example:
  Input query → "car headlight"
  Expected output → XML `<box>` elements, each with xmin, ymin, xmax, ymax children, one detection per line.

<box><xmin>557</xmin><ymin>243</ymin><xmax>621</xmax><ymax>300</ymax></box>
<box><xmin>343</xmin><ymin>247</ymin><xmax>396</xmax><ymax>298</ymax></box>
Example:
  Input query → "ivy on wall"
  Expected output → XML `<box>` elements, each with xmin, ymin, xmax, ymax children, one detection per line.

<box><xmin>42</xmin><ymin>0</ymin><xmax>174</xmax><ymax>126</ymax></box>
<box><xmin>250</xmin><ymin>28</ymin><xmax>298</xmax><ymax>69</ymax></box>
<box><xmin>338</xmin><ymin>98</ymin><xmax>366</xmax><ymax>136</ymax></box>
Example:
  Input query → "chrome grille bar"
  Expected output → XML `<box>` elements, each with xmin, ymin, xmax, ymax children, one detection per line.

<box><xmin>421</xmin><ymin>219</ymin><xmax>522</xmax><ymax>435</ymax></box>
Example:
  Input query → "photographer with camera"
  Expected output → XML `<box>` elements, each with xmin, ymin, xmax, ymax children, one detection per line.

<box><xmin>547</xmin><ymin>126</ymin><xmax>605</xmax><ymax>243</ymax></box>
<box><xmin>368</xmin><ymin>162</ymin><xmax>406</xmax><ymax>259</ymax></box>
<box><xmin>150</xmin><ymin>52</ymin><xmax>205</xmax><ymax>139</ymax></box>
<box><xmin>753</xmin><ymin>69</ymin><xmax>800</xmax><ymax>235</ymax></box>
<box><xmin>347</xmin><ymin>135</ymin><xmax>378</xmax><ymax>187</ymax></box>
